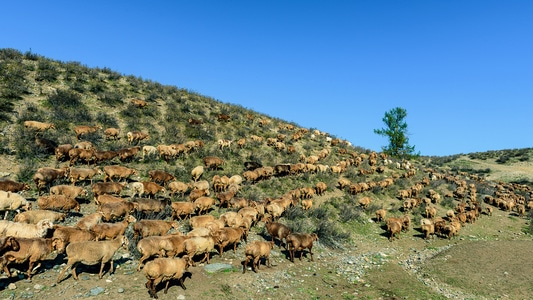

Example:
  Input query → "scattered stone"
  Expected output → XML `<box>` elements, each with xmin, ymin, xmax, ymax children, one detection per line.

<box><xmin>90</xmin><ymin>286</ymin><xmax>105</xmax><ymax>296</ymax></box>
<box><xmin>204</xmin><ymin>263</ymin><xmax>234</xmax><ymax>273</ymax></box>
<box><xmin>8</xmin><ymin>283</ymin><xmax>16</xmax><ymax>290</ymax></box>
<box><xmin>117</xmin><ymin>288</ymin><xmax>124</xmax><ymax>293</ymax></box>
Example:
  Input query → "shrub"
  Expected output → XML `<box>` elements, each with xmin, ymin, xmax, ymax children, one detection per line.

<box><xmin>314</xmin><ymin>219</ymin><xmax>350</xmax><ymax>249</ymax></box>
<box><xmin>97</xmin><ymin>91</ymin><xmax>124</xmax><ymax>106</ymax></box>
<box><xmin>35</xmin><ymin>59</ymin><xmax>59</xmax><ymax>82</ymax></box>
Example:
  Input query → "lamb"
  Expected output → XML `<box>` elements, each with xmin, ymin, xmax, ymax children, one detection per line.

<box><xmin>212</xmin><ymin>227</ymin><xmax>246</xmax><ymax>256</ymax></box>
<box><xmin>0</xmin><ymin>219</ymin><xmax>54</xmax><ymax>238</ymax></box>
<box><xmin>242</xmin><ymin>240</ymin><xmax>274</xmax><ymax>273</ymax></box>
<box><xmin>264</xmin><ymin>216</ymin><xmax>292</xmax><ymax>248</ymax></box>
<box><xmin>136</xmin><ymin>234</ymin><xmax>189</xmax><ymax>271</ymax></box>
<box><xmin>90</xmin><ymin>215</ymin><xmax>137</xmax><ymax>241</ymax></box>
<box><xmin>0</xmin><ymin>179</ymin><xmax>30</xmax><ymax>193</ymax></box>
<box><xmin>52</xmin><ymin>225</ymin><xmax>97</xmax><ymax>245</ymax></box>
<box><xmin>191</xmin><ymin>166</ymin><xmax>204</xmax><ymax>182</ymax></box>
<box><xmin>133</xmin><ymin>220</ymin><xmax>180</xmax><ymax>240</ymax></box>
<box><xmin>50</xmin><ymin>184</ymin><xmax>88</xmax><ymax>199</ymax></box>
<box><xmin>129</xmin><ymin>181</ymin><xmax>145</xmax><ymax>198</ymax></box>
<box><xmin>171</xmin><ymin>201</ymin><xmax>195</xmax><ymax>220</ymax></box>
<box><xmin>183</xmin><ymin>235</ymin><xmax>216</xmax><ymax>266</ymax></box>
<box><xmin>68</xmin><ymin>167</ymin><xmax>102</xmax><ymax>185</ymax></box>
<box><xmin>37</xmin><ymin>194</ymin><xmax>80</xmax><ymax>212</ymax></box>
<box><xmin>286</xmin><ymin>233</ymin><xmax>319</xmax><ymax>262</ymax></box>
<box><xmin>14</xmin><ymin>210</ymin><xmax>65</xmax><ymax>224</ymax></box>
<box><xmin>0</xmin><ymin>190</ymin><xmax>31</xmax><ymax>219</ymax></box>
<box><xmin>1</xmin><ymin>237</ymin><xmax>65</xmax><ymax>279</ymax></box>
<box><xmin>56</xmin><ymin>235</ymin><xmax>129</xmax><ymax>283</ymax></box>
<box><xmin>144</xmin><ymin>256</ymin><xmax>193</xmax><ymax>298</ymax></box>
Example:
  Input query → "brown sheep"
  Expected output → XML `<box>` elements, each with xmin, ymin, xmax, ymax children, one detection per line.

<box><xmin>103</xmin><ymin>165</ymin><xmax>138</xmax><ymax>182</ymax></box>
<box><xmin>52</xmin><ymin>225</ymin><xmax>97</xmax><ymax>245</ymax></box>
<box><xmin>104</xmin><ymin>127</ymin><xmax>120</xmax><ymax>140</ymax></box>
<box><xmin>68</xmin><ymin>167</ymin><xmax>102</xmax><ymax>185</ymax></box>
<box><xmin>148</xmin><ymin>170</ymin><xmax>176</xmax><ymax>185</ymax></box>
<box><xmin>133</xmin><ymin>220</ymin><xmax>180</xmax><ymax>240</ymax></box>
<box><xmin>131</xmin><ymin>198</ymin><xmax>169</xmax><ymax>215</ymax></box>
<box><xmin>14</xmin><ymin>210</ymin><xmax>66</xmax><ymax>224</ymax></box>
<box><xmin>91</xmin><ymin>215</ymin><xmax>137</xmax><ymax>240</ymax></box>
<box><xmin>75</xmin><ymin>212</ymin><xmax>104</xmax><ymax>231</ymax></box>
<box><xmin>73</xmin><ymin>125</ymin><xmax>101</xmax><ymax>141</ymax></box>
<box><xmin>33</xmin><ymin>166</ymin><xmax>69</xmax><ymax>195</ymax></box>
<box><xmin>24</xmin><ymin>120</ymin><xmax>56</xmax><ymax>132</ymax></box>
<box><xmin>421</xmin><ymin>223</ymin><xmax>435</xmax><ymax>240</ymax></box>
<box><xmin>286</xmin><ymin>233</ymin><xmax>319</xmax><ymax>262</ymax></box>
<box><xmin>144</xmin><ymin>256</ymin><xmax>193</xmax><ymax>298</ymax></box>
<box><xmin>194</xmin><ymin>196</ymin><xmax>216</xmax><ymax>215</ymax></box>
<box><xmin>171</xmin><ymin>201</ymin><xmax>195</xmax><ymax>220</ymax></box>
<box><xmin>117</xmin><ymin>146</ymin><xmax>141</xmax><ymax>162</ymax></box>
<box><xmin>50</xmin><ymin>184</ymin><xmax>88</xmax><ymax>199</ymax></box>
<box><xmin>0</xmin><ymin>236</ymin><xmax>20</xmax><ymax>255</ymax></box>
<box><xmin>387</xmin><ymin>220</ymin><xmax>402</xmax><ymax>241</ymax></box>
<box><xmin>141</xmin><ymin>181</ymin><xmax>166</xmax><ymax>198</ymax></box>
<box><xmin>56</xmin><ymin>235</ymin><xmax>129</xmax><ymax>282</ymax></box>
<box><xmin>168</xmin><ymin>181</ymin><xmax>190</xmax><ymax>197</ymax></box>
<box><xmin>188</xmin><ymin>188</ymin><xmax>209</xmax><ymax>202</ymax></box>
<box><xmin>127</xmin><ymin>131</ymin><xmax>150</xmax><ymax>144</ymax></box>
<box><xmin>55</xmin><ymin>144</ymin><xmax>74</xmax><ymax>161</ymax></box>
<box><xmin>93</xmin><ymin>150</ymin><xmax>118</xmax><ymax>164</ymax></box>
<box><xmin>189</xmin><ymin>215</ymin><xmax>216</xmax><ymax>230</ymax></box>
<box><xmin>212</xmin><ymin>227</ymin><xmax>246</xmax><ymax>256</ymax></box>
<box><xmin>1</xmin><ymin>237</ymin><xmax>65</xmax><ymax>279</ymax></box>
<box><xmin>37</xmin><ymin>195</ymin><xmax>80</xmax><ymax>212</ymax></box>
<box><xmin>97</xmin><ymin>201</ymin><xmax>137</xmax><ymax>222</ymax></box>
<box><xmin>183</xmin><ymin>235</ymin><xmax>216</xmax><ymax>266</ymax></box>
<box><xmin>203</xmin><ymin>156</ymin><xmax>225</xmax><ymax>170</ymax></box>
<box><xmin>264</xmin><ymin>216</ymin><xmax>292</xmax><ymax>248</ymax></box>
<box><xmin>136</xmin><ymin>234</ymin><xmax>189</xmax><ymax>271</ymax></box>
<box><xmin>243</xmin><ymin>240</ymin><xmax>274</xmax><ymax>273</ymax></box>
<box><xmin>92</xmin><ymin>182</ymin><xmax>127</xmax><ymax>199</ymax></box>
<box><xmin>68</xmin><ymin>148</ymin><xmax>95</xmax><ymax>166</ymax></box>
<box><xmin>358</xmin><ymin>196</ymin><xmax>372</xmax><ymax>210</ymax></box>
<box><xmin>131</xmin><ymin>98</ymin><xmax>147</xmax><ymax>108</ymax></box>
<box><xmin>375</xmin><ymin>209</ymin><xmax>387</xmax><ymax>222</ymax></box>
<box><xmin>315</xmin><ymin>182</ymin><xmax>327</xmax><ymax>196</ymax></box>
<box><xmin>0</xmin><ymin>179</ymin><xmax>30</xmax><ymax>193</ymax></box>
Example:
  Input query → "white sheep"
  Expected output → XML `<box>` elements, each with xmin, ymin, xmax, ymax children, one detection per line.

<box><xmin>0</xmin><ymin>219</ymin><xmax>54</xmax><ymax>238</ymax></box>
<box><xmin>0</xmin><ymin>191</ymin><xmax>31</xmax><ymax>219</ymax></box>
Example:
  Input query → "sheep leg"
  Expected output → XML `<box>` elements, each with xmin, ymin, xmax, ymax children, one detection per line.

<box><xmin>309</xmin><ymin>246</ymin><xmax>314</xmax><ymax>262</ymax></box>
<box><xmin>163</xmin><ymin>280</ymin><xmax>171</xmax><ymax>294</ymax></box>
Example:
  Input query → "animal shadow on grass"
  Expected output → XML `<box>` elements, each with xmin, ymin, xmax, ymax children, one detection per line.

<box><xmin>147</xmin><ymin>271</ymin><xmax>192</xmax><ymax>297</ymax></box>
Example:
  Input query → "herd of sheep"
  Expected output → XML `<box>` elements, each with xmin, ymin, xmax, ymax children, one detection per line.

<box><xmin>2</xmin><ymin>113</ymin><xmax>531</xmax><ymax>298</ymax></box>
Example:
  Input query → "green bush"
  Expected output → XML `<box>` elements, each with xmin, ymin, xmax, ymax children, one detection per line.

<box><xmin>35</xmin><ymin>59</ymin><xmax>59</xmax><ymax>82</ymax></box>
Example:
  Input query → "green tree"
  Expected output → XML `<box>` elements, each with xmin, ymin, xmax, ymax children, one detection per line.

<box><xmin>374</xmin><ymin>107</ymin><xmax>418</xmax><ymax>158</ymax></box>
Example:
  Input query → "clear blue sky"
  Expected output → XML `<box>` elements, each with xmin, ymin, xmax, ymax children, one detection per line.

<box><xmin>2</xmin><ymin>1</ymin><xmax>532</xmax><ymax>156</ymax></box>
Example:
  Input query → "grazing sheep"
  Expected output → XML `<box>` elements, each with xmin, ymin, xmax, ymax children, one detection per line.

<box><xmin>0</xmin><ymin>190</ymin><xmax>31</xmax><ymax>219</ymax></box>
<box><xmin>387</xmin><ymin>220</ymin><xmax>402</xmax><ymax>241</ymax></box>
<box><xmin>97</xmin><ymin>201</ymin><xmax>137</xmax><ymax>222</ymax></box>
<box><xmin>37</xmin><ymin>194</ymin><xmax>80</xmax><ymax>212</ymax></box>
<box><xmin>144</xmin><ymin>256</ymin><xmax>193</xmax><ymax>298</ymax></box>
<box><xmin>73</xmin><ymin>125</ymin><xmax>101</xmax><ymax>141</ymax></box>
<box><xmin>242</xmin><ymin>240</ymin><xmax>274</xmax><ymax>273</ymax></box>
<box><xmin>421</xmin><ymin>223</ymin><xmax>435</xmax><ymax>240</ymax></box>
<box><xmin>0</xmin><ymin>219</ymin><xmax>54</xmax><ymax>238</ymax></box>
<box><xmin>92</xmin><ymin>182</ymin><xmax>127</xmax><ymax>199</ymax></box>
<box><xmin>56</xmin><ymin>235</ymin><xmax>129</xmax><ymax>283</ymax></box>
<box><xmin>194</xmin><ymin>196</ymin><xmax>216</xmax><ymax>215</ymax></box>
<box><xmin>286</xmin><ymin>233</ymin><xmax>319</xmax><ymax>262</ymax></box>
<box><xmin>189</xmin><ymin>215</ymin><xmax>217</xmax><ymax>230</ymax></box>
<box><xmin>0</xmin><ymin>237</ymin><xmax>65</xmax><ymax>279</ymax></box>
<box><xmin>104</xmin><ymin>127</ymin><xmax>120</xmax><ymax>140</ymax></box>
<box><xmin>168</xmin><ymin>181</ymin><xmax>190</xmax><ymax>198</ymax></box>
<box><xmin>14</xmin><ymin>210</ymin><xmax>66</xmax><ymax>224</ymax></box>
<box><xmin>131</xmin><ymin>198</ymin><xmax>169</xmax><ymax>215</ymax></box>
<box><xmin>103</xmin><ymin>165</ymin><xmax>138</xmax><ymax>182</ymax></box>
<box><xmin>33</xmin><ymin>167</ymin><xmax>69</xmax><ymax>195</ymax></box>
<box><xmin>0</xmin><ymin>236</ymin><xmax>20</xmax><ymax>255</ymax></box>
<box><xmin>24</xmin><ymin>120</ymin><xmax>56</xmax><ymax>132</ymax></box>
<box><xmin>68</xmin><ymin>167</ymin><xmax>102</xmax><ymax>185</ymax></box>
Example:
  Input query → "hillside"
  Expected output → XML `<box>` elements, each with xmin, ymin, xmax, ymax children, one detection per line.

<box><xmin>1</xmin><ymin>48</ymin><xmax>533</xmax><ymax>299</ymax></box>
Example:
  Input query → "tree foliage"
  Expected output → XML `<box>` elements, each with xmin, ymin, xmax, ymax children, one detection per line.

<box><xmin>374</xmin><ymin>107</ymin><xmax>418</xmax><ymax>158</ymax></box>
